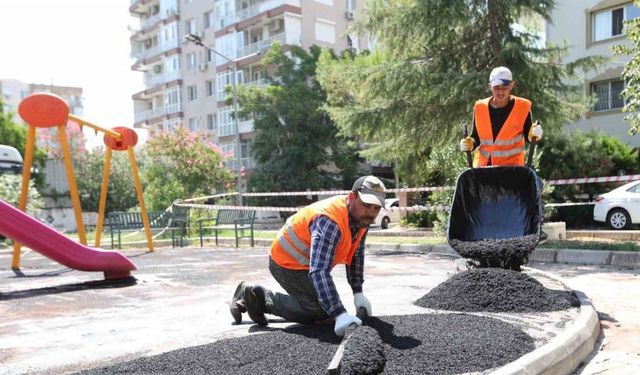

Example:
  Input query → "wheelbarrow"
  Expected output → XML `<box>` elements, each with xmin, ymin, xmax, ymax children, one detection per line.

<box><xmin>447</xmin><ymin>123</ymin><xmax>543</xmax><ymax>271</ymax></box>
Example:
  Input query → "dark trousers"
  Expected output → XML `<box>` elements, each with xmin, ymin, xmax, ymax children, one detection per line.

<box><xmin>265</xmin><ymin>257</ymin><xmax>330</xmax><ymax>324</ymax></box>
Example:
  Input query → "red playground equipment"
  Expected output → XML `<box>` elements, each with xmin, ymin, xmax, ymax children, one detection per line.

<box><xmin>0</xmin><ymin>92</ymin><xmax>152</xmax><ymax>279</ymax></box>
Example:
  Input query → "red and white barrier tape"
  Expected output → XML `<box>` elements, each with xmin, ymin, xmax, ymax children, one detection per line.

<box><xmin>174</xmin><ymin>202</ymin><xmax>445</xmax><ymax>213</ymax></box>
<box><xmin>546</xmin><ymin>174</ymin><xmax>640</xmax><ymax>186</ymax></box>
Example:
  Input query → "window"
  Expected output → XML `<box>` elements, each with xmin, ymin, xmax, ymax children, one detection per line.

<box><xmin>188</xmin><ymin>117</ymin><xmax>200</xmax><ymax>131</ymax></box>
<box><xmin>217</xmin><ymin>70</ymin><xmax>233</xmax><ymax>101</ymax></box>
<box><xmin>207</xmin><ymin>114</ymin><xmax>215</xmax><ymax>130</ymax></box>
<box><xmin>591</xmin><ymin>79</ymin><xmax>624</xmax><ymax>111</ymax></box>
<box><xmin>185</xmin><ymin>19</ymin><xmax>196</xmax><ymax>35</ymax></box>
<box><xmin>315</xmin><ymin>19</ymin><xmax>336</xmax><ymax>43</ymax></box>
<box><xmin>217</xmin><ymin>106</ymin><xmax>235</xmax><ymax>136</ymax></box>
<box><xmin>186</xmin><ymin>52</ymin><xmax>196</xmax><ymax>69</ymax></box>
<box><xmin>187</xmin><ymin>85</ymin><xmax>198</xmax><ymax>101</ymax></box>
<box><xmin>221</xmin><ymin>142</ymin><xmax>238</xmax><ymax>169</ymax></box>
<box><xmin>205</xmin><ymin>80</ymin><xmax>214</xmax><ymax>96</ymax></box>
<box><xmin>204</xmin><ymin>11</ymin><xmax>214</xmax><ymax>29</ymax></box>
<box><xmin>593</xmin><ymin>3</ymin><xmax>640</xmax><ymax>41</ymax></box>
<box><xmin>164</xmin><ymin>87</ymin><xmax>181</xmax><ymax>113</ymax></box>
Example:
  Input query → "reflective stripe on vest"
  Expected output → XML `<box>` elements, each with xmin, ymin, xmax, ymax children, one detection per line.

<box><xmin>275</xmin><ymin>219</ymin><xmax>311</xmax><ymax>266</ymax></box>
<box><xmin>473</xmin><ymin>96</ymin><xmax>531</xmax><ymax>167</ymax></box>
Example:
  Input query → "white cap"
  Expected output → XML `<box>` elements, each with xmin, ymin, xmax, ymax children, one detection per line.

<box><xmin>352</xmin><ymin>176</ymin><xmax>386</xmax><ymax>207</ymax></box>
<box><xmin>489</xmin><ymin>66</ymin><xmax>513</xmax><ymax>87</ymax></box>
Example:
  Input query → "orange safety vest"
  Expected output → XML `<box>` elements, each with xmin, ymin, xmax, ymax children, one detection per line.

<box><xmin>270</xmin><ymin>195</ymin><xmax>367</xmax><ymax>271</ymax></box>
<box><xmin>473</xmin><ymin>95</ymin><xmax>531</xmax><ymax>167</ymax></box>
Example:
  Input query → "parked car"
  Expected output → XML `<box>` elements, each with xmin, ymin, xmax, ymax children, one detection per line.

<box><xmin>0</xmin><ymin>145</ymin><xmax>23</xmax><ymax>175</ymax></box>
<box><xmin>373</xmin><ymin>198</ymin><xmax>401</xmax><ymax>229</ymax></box>
<box><xmin>593</xmin><ymin>180</ymin><xmax>640</xmax><ymax>229</ymax></box>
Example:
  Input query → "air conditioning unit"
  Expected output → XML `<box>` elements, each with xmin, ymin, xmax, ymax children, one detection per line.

<box><xmin>345</xmin><ymin>10</ymin><xmax>355</xmax><ymax>20</ymax></box>
<box><xmin>166</xmin><ymin>8</ymin><xmax>177</xmax><ymax>16</ymax></box>
<box><xmin>153</xmin><ymin>65</ymin><xmax>163</xmax><ymax>73</ymax></box>
<box><xmin>199</xmin><ymin>63</ymin><xmax>208</xmax><ymax>71</ymax></box>
<box><xmin>269</xmin><ymin>19</ymin><xmax>284</xmax><ymax>33</ymax></box>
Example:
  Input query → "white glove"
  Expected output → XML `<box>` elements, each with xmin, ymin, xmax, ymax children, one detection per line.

<box><xmin>529</xmin><ymin>123</ymin><xmax>543</xmax><ymax>142</ymax></box>
<box><xmin>334</xmin><ymin>312</ymin><xmax>362</xmax><ymax>337</ymax></box>
<box><xmin>459</xmin><ymin>137</ymin><xmax>474</xmax><ymax>152</ymax></box>
<box><xmin>353</xmin><ymin>292</ymin><xmax>372</xmax><ymax>316</ymax></box>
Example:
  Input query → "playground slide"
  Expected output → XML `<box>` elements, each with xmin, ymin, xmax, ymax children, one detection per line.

<box><xmin>0</xmin><ymin>198</ymin><xmax>136</xmax><ymax>278</ymax></box>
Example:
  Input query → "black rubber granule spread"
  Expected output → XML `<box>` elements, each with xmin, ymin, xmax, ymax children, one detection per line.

<box><xmin>367</xmin><ymin>314</ymin><xmax>534</xmax><ymax>374</ymax></box>
<box><xmin>76</xmin><ymin>314</ymin><xmax>534</xmax><ymax>375</ymax></box>
<box><xmin>415</xmin><ymin>268</ymin><xmax>576</xmax><ymax>312</ymax></box>
<box><xmin>340</xmin><ymin>325</ymin><xmax>385</xmax><ymax>375</ymax></box>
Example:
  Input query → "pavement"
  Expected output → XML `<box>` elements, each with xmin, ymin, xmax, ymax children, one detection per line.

<box><xmin>0</xmin><ymin>243</ymin><xmax>638</xmax><ymax>375</ymax></box>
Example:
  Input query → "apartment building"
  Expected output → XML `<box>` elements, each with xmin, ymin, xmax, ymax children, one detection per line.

<box><xmin>129</xmin><ymin>0</ymin><xmax>365</xmax><ymax>187</ymax></box>
<box><xmin>547</xmin><ymin>0</ymin><xmax>640</xmax><ymax>147</ymax></box>
<box><xmin>0</xmin><ymin>79</ymin><xmax>83</xmax><ymax>119</ymax></box>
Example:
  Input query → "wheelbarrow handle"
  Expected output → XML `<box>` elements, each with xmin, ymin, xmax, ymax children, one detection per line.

<box><xmin>462</xmin><ymin>122</ymin><xmax>472</xmax><ymax>168</ymax></box>
<box><xmin>526</xmin><ymin>120</ymin><xmax>540</xmax><ymax>167</ymax></box>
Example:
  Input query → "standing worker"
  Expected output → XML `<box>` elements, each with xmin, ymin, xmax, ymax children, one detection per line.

<box><xmin>460</xmin><ymin>66</ymin><xmax>543</xmax><ymax>166</ymax></box>
<box><xmin>229</xmin><ymin>176</ymin><xmax>386</xmax><ymax>337</ymax></box>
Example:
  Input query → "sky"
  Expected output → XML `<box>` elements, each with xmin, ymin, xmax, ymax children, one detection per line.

<box><xmin>0</xmin><ymin>0</ymin><xmax>145</xmax><ymax>148</ymax></box>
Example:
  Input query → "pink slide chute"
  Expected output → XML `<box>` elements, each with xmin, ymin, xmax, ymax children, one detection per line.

<box><xmin>0</xmin><ymin>198</ymin><xmax>136</xmax><ymax>278</ymax></box>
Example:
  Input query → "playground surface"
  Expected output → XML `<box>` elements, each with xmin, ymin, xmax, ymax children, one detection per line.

<box><xmin>0</xmin><ymin>244</ymin><xmax>638</xmax><ymax>375</ymax></box>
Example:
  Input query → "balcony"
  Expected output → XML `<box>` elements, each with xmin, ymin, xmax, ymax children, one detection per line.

<box><xmin>134</xmin><ymin>103</ymin><xmax>183</xmax><ymax>123</ymax></box>
<box><xmin>239</xmin><ymin>32</ymin><xmax>285</xmax><ymax>59</ymax></box>
<box><xmin>215</xmin><ymin>0</ymin><xmax>301</xmax><ymax>30</ymax></box>
<box><xmin>131</xmin><ymin>39</ymin><xmax>180</xmax><ymax>61</ymax></box>
<box><xmin>143</xmin><ymin>70</ymin><xmax>181</xmax><ymax>88</ymax></box>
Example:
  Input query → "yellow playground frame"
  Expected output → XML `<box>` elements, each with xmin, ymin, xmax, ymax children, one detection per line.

<box><xmin>11</xmin><ymin>92</ymin><xmax>154</xmax><ymax>270</ymax></box>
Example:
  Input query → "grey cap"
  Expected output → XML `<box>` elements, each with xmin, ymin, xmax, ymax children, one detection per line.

<box><xmin>352</xmin><ymin>176</ymin><xmax>386</xmax><ymax>207</ymax></box>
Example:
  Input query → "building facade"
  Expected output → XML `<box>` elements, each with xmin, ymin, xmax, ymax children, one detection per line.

<box><xmin>129</xmin><ymin>0</ymin><xmax>366</xmax><ymax>187</ymax></box>
<box><xmin>547</xmin><ymin>0</ymin><xmax>640</xmax><ymax>147</ymax></box>
<box><xmin>0</xmin><ymin>79</ymin><xmax>83</xmax><ymax>119</ymax></box>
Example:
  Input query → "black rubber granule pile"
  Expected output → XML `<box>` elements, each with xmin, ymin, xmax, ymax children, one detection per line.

<box><xmin>415</xmin><ymin>268</ymin><xmax>578</xmax><ymax>312</ymax></box>
<box><xmin>449</xmin><ymin>234</ymin><xmax>539</xmax><ymax>268</ymax></box>
<box><xmin>340</xmin><ymin>325</ymin><xmax>385</xmax><ymax>375</ymax></box>
<box><xmin>77</xmin><ymin>313</ymin><xmax>534</xmax><ymax>375</ymax></box>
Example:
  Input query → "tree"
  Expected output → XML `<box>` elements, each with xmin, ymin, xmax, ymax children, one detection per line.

<box><xmin>317</xmin><ymin>0</ymin><xmax>603</xmax><ymax>183</ymax></box>
<box><xmin>140</xmin><ymin>128</ymin><xmax>234</xmax><ymax>211</ymax></box>
<box><xmin>73</xmin><ymin>147</ymin><xmax>139</xmax><ymax>213</ymax></box>
<box><xmin>235</xmin><ymin>43</ymin><xmax>362</xmax><ymax>206</ymax></box>
<box><xmin>613</xmin><ymin>1</ymin><xmax>640</xmax><ymax>135</ymax></box>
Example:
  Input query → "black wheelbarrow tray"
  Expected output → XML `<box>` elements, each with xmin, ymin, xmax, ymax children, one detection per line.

<box><xmin>447</xmin><ymin>166</ymin><xmax>543</xmax><ymax>270</ymax></box>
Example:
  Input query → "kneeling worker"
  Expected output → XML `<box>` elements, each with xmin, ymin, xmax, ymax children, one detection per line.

<box><xmin>229</xmin><ymin>176</ymin><xmax>386</xmax><ymax>336</ymax></box>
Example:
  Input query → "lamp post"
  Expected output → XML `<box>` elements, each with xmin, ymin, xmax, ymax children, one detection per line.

<box><xmin>185</xmin><ymin>33</ymin><xmax>243</xmax><ymax>205</ymax></box>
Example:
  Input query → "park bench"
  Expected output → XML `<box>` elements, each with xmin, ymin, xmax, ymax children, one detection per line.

<box><xmin>108</xmin><ymin>210</ymin><xmax>187</xmax><ymax>249</ymax></box>
<box><xmin>197</xmin><ymin>209</ymin><xmax>256</xmax><ymax>247</ymax></box>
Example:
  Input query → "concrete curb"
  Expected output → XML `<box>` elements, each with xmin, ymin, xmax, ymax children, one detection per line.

<box><xmin>491</xmin><ymin>269</ymin><xmax>601</xmax><ymax>375</ymax></box>
<box><xmin>366</xmin><ymin>242</ymin><xmax>640</xmax><ymax>268</ymax></box>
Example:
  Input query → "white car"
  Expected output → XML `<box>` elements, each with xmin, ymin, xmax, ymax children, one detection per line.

<box><xmin>593</xmin><ymin>180</ymin><xmax>640</xmax><ymax>229</ymax></box>
<box><xmin>0</xmin><ymin>145</ymin><xmax>23</xmax><ymax>174</ymax></box>
<box><xmin>373</xmin><ymin>198</ymin><xmax>401</xmax><ymax>229</ymax></box>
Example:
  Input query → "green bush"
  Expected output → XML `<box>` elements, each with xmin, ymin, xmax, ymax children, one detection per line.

<box><xmin>0</xmin><ymin>174</ymin><xmax>44</xmax><ymax>214</ymax></box>
<box><xmin>546</xmin><ymin>204</ymin><xmax>596</xmax><ymax>228</ymax></box>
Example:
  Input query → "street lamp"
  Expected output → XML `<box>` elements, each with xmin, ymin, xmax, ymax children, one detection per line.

<box><xmin>184</xmin><ymin>33</ymin><xmax>243</xmax><ymax>205</ymax></box>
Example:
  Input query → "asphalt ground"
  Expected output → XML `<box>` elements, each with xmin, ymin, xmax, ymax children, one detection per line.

<box><xmin>0</xmin><ymin>244</ymin><xmax>638</xmax><ymax>374</ymax></box>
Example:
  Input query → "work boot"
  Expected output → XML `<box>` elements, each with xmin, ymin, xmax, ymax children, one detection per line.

<box><xmin>229</xmin><ymin>281</ymin><xmax>249</xmax><ymax>324</ymax></box>
<box><xmin>244</xmin><ymin>285</ymin><xmax>268</xmax><ymax>326</ymax></box>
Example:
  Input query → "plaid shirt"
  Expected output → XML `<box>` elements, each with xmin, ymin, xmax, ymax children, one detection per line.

<box><xmin>308</xmin><ymin>215</ymin><xmax>366</xmax><ymax>318</ymax></box>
